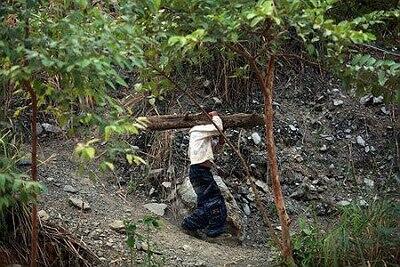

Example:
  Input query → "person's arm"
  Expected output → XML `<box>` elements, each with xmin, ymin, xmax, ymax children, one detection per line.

<box><xmin>213</xmin><ymin>135</ymin><xmax>225</xmax><ymax>154</ymax></box>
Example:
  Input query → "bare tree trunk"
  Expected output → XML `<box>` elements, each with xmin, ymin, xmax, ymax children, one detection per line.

<box><xmin>261</xmin><ymin>56</ymin><xmax>294</xmax><ymax>265</ymax></box>
<box><xmin>145</xmin><ymin>113</ymin><xmax>264</xmax><ymax>130</ymax></box>
<box><xmin>25</xmin><ymin>81</ymin><xmax>38</xmax><ymax>267</ymax></box>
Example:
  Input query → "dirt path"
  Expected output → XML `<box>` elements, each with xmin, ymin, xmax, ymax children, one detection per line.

<box><xmin>34</xmin><ymin>139</ymin><xmax>273</xmax><ymax>266</ymax></box>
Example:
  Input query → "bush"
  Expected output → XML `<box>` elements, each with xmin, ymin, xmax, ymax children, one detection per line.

<box><xmin>0</xmin><ymin>129</ymin><xmax>43</xmax><ymax>232</ymax></box>
<box><xmin>293</xmin><ymin>200</ymin><xmax>400</xmax><ymax>266</ymax></box>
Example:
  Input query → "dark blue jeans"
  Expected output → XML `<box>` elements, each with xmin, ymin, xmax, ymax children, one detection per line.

<box><xmin>182</xmin><ymin>164</ymin><xmax>227</xmax><ymax>237</ymax></box>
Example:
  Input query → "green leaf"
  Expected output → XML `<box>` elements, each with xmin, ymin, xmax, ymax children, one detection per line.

<box><xmin>126</xmin><ymin>154</ymin><xmax>134</xmax><ymax>164</ymax></box>
<box><xmin>83</xmin><ymin>147</ymin><xmax>96</xmax><ymax>160</ymax></box>
<box><xmin>250</xmin><ymin>16</ymin><xmax>265</xmax><ymax>27</ymax></box>
<box><xmin>378</xmin><ymin>71</ymin><xmax>387</xmax><ymax>86</ymax></box>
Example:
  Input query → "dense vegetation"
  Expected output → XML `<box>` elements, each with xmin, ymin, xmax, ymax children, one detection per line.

<box><xmin>0</xmin><ymin>0</ymin><xmax>399</xmax><ymax>266</ymax></box>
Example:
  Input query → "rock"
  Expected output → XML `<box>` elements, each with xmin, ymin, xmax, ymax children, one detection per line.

<box><xmin>109</xmin><ymin>220</ymin><xmax>125</xmax><ymax>233</ymax></box>
<box><xmin>149</xmin><ymin>187</ymin><xmax>156</xmax><ymax>196</ymax></box>
<box><xmin>36</xmin><ymin>123</ymin><xmax>43</xmax><ymax>135</ymax></box>
<box><xmin>162</xmin><ymin>181</ymin><xmax>172</xmax><ymax>188</ymax></box>
<box><xmin>148</xmin><ymin>168</ymin><xmax>164</xmax><ymax>177</ymax></box>
<box><xmin>177</xmin><ymin>175</ymin><xmax>245</xmax><ymax>237</ymax></box>
<box><xmin>181</xmin><ymin>244</ymin><xmax>192</xmax><ymax>251</ymax></box>
<box><xmin>255</xmin><ymin>180</ymin><xmax>269</xmax><ymax>193</ymax></box>
<box><xmin>373</xmin><ymin>96</ymin><xmax>383</xmax><ymax>104</ymax></box>
<box><xmin>194</xmin><ymin>260</ymin><xmax>207</xmax><ymax>266</ymax></box>
<box><xmin>68</xmin><ymin>197</ymin><xmax>90</xmax><ymax>211</ymax></box>
<box><xmin>212</xmin><ymin>97</ymin><xmax>222</xmax><ymax>105</ymax></box>
<box><xmin>46</xmin><ymin>177</ymin><xmax>55</xmax><ymax>182</ymax></box>
<box><xmin>364</xmin><ymin>178</ymin><xmax>374</xmax><ymax>187</ymax></box>
<box><xmin>319</xmin><ymin>145</ymin><xmax>328</xmax><ymax>152</ymax></box>
<box><xmin>359</xmin><ymin>199</ymin><xmax>368</xmax><ymax>206</ymax></box>
<box><xmin>63</xmin><ymin>185</ymin><xmax>78</xmax><ymax>193</ymax></box>
<box><xmin>38</xmin><ymin>210</ymin><xmax>50</xmax><ymax>221</ymax></box>
<box><xmin>177</xmin><ymin>178</ymin><xmax>197</xmax><ymax>207</ymax></box>
<box><xmin>251</xmin><ymin>132</ymin><xmax>262</xmax><ymax>145</ymax></box>
<box><xmin>337</xmin><ymin>200</ymin><xmax>351</xmax><ymax>207</ymax></box>
<box><xmin>333</xmin><ymin>99</ymin><xmax>344</xmax><ymax>106</ymax></box>
<box><xmin>294</xmin><ymin>154</ymin><xmax>304</xmax><ymax>163</ymax></box>
<box><xmin>289</xmin><ymin>125</ymin><xmax>298</xmax><ymax>131</ymax></box>
<box><xmin>360</xmin><ymin>94</ymin><xmax>373</xmax><ymax>105</ymax></box>
<box><xmin>203</xmin><ymin>79</ymin><xmax>211</xmax><ymax>87</ymax></box>
<box><xmin>41</xmin><ymin>123</ymin><xmax>62</xmax><ymax>133</ymax></box>
<box><xmin>380</xmin><ymin>107</ymin><xmax>390</xmax><ymax>115</ymax></box>
<box><xmin>242</xmin><ymin>203</ymin><xmax>251</xmax><ymax>216</ymax></box>
<box><xmin>246</xmin><ymin>191</ymin><xmax>255</xmax><ymax>202</ymax></box>
<box><xmin>18</xmin><ymin>158</ymin><xmax>32</xmax><ymax>166</ymax></box>
<box><xmin>135</xmin><ymin>240</ymin><xmax>149</xmax><ymax>251</ymax></box>
<box><xmin>143</xmin><ymin>203</ymin><xmax>167</xmax><ymax>216</ymax></box>
<box><xmin>290</xmin><ymin>188</ymin><xmax>305</xmax><ymax>200</ymax></box>
<box><xmin>356</xmin><ymin>136</ymin><xmax>366</xmax><ymax>147</ymax></box>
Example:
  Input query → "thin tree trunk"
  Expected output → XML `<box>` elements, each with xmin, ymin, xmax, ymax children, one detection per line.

<box><xmin>145</xmin><ymin>113</ymin><xmax>264</xmax><ymax>130</ymax></box>
<box><xmin>25</xmin><ymin>81</ymin><xmax>38</xmax><ymax>267</ymax></box>
<box><xmin>262</xmin><ymin>56</ymin><xmax>294</xmax><ymax>264</ymax></box>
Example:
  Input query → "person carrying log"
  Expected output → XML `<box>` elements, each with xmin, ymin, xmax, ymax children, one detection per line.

<box><xmin>181</xmin><ymin>109</ymin><xmax>227</xmax><ymax>238</ymax></box>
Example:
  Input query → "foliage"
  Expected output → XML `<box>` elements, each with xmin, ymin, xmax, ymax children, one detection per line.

<box><xmin>0</xmin><ymin>0</ymin><xmax>149</xmax><ymax>170</ymax></box>
<box><xmin>117</xmin><ymin>0</ymin><xmax>399</xmax><ymax>102</ymax></box>
<box><xmin>293</xmin><ymin>200</ymin><xmax>400</xmax><ymax>266</ymax></box>
<box><xmin>124</xmin><ymin>216</ymin><xmax>164</xmax><ymax>267</ymax></box>
<box><xmin>0</xmin><ymin>129</ymin><xmax>43</xmax><ymax>233</ymax></box>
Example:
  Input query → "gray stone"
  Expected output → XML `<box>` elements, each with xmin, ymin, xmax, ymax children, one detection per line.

<box><xmin>38</xmin><ymin>210</ymin><xmax>50</xmax><ymax>221</ymax></box>
<box><xmin>356</xmin><ymin>136</ymin><xmax>366</xmax><ymax>147</ymax></box>
<box><xmin>251</xmin><ymin>132</ymin><xmax>262</xmax><ymax>145</ymax></box>
<box><xmin>333</xmin><ymin>99</ymin><xmax>344</xmax><ymax>106</ymax></box>
<box><xmin>42</xmin><ymin>123</ymin><xmax>62</xmax><ymax>133</ymax></box>
<box><xmin>364</xmin><ymin>178</ymin><xmax>374</xmax><ymax>187</ymax></box>
<box><xmin>373</xmin><ymin>96</ymin><xmax>384</xmax><ymax>104</ymax></box>
<box><xmin>109</xmin><ymin>220</ymin><xmax>125</xmax><ymax>232</ymax></box>
<box><xmin>212</xmin><ymin>97</ymin><xmax>222</xmax><ymax>105</ymax></box>
<box><xmin>36</xmin><ymin>123</ymin><xmax>43</xmax><ymax>135</ymax></box>
<box><xmin>143</xmin><ymin>203</ymin><xmax>167</xmax><ymax>216</ymax></box>
<box><xmin>68</xmin><ymin>197</ymin><xmax>90</xmax><ymax>210</ymax></box>
<box><xmin>337</xmin><ymin>200</ymin><xmax>351</xmax><ymax>207</ymax></box>
<box><xmin>181</xmin><ymin>244</ymin><xmax>192</xmax><ymax>251</ymax></box>
<box><xmin>360</xmin><ymin>94</ymin><xmax>373</xmax><ymax>105</ymax></box>
<box><xmin>149</xmin><ymin>187</ymin><xmax>156</xmax><ymax>196</ymax></box>
<box><xmin>242</xmin><ymin>203</ymin><xmax>251</xmax><ymax>216</ymax></box>
<box><xmin>135</xmin><ymin>240</ymin><xmax>149</xmax><ymax>251</ymax></box>
<box><xmin>289</xmin><ymin>125</ymin><xmax>298</xmax><ymax>131</ymax></box>
<box><xmin>319</xmin><ymin>145</ymin><xmax>328</xmax><ymax>152</ymax></box>
<box><xmin>255</xmin><ymin>180</ymin><xmax>269</xmax><ymax>193</ymax></box>
<box><xmin>162</xmin><ymin>181</ymin><xmax>172</xmax><ymax>188</ymax></box>
<box><xmin>290</xmin><ymin>188</ymin><xmax>305</xmax><ymax>200</ymax></box>
<box><xmin>359</xmin><ymin>199</ymin><xmax>368</xmax><ymax>206</ymax></box>
<box><xmin>380</xmin><ymin>107</ymin><xmax>390</xmax><ymax>115</ymax></box>
<box><xmin>63</xmin><ymin>185</ymin><xmax>78</xmax><ymax>193</ymax></box>
<box><xmin>18</xmin><ymin>158</ymin><xmax>32</xmax><ymax>166</ymax></box>
<box><xmin>294</xmin><ymin>154</ymin><xmax>304</xmax><ymax>162</ymax></box>
<box><xmin>148</xmin><ymin>168</ymin><xmax>164</xmax><ymax>177</ymax></box>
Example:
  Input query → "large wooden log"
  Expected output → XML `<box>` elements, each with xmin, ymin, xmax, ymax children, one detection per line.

<box><xmin>145</xmin><ymin>113</ymin><xmax>264</xmax><ymax>130</ymax></box>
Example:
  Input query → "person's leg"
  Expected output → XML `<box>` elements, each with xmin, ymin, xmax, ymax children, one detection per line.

<box><xmin>182</xmin><ymin>165</ymin><xmax>214</xmax><ymax>231</ymax></box>
<box><xmin>205</xmin><ymin>195</ymin><xmax>227</xmax><ymax>237</ymax></box>
<box><xmin>192</xmin><ymin>166</ymin><xmax>227</xmax><ymax>237</ymax></box>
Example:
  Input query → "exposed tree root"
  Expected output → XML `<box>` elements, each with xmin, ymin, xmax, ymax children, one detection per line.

<box><xmin>0</xmin><ymin>205</ymin><xmax>99</xmax><ymax>267</ymax></box>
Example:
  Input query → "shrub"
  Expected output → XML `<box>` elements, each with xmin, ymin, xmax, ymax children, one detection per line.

<box><xmin>293</xmin><ymin>200</ymin><xmax>400</xmax><ymax>266</ymax></box>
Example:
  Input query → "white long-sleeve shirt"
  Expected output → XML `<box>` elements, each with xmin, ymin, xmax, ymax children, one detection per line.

<box><xmin>188</xmin><ymin>116</ymin><xmax>223</xmax><ymax>165</ymax></box>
